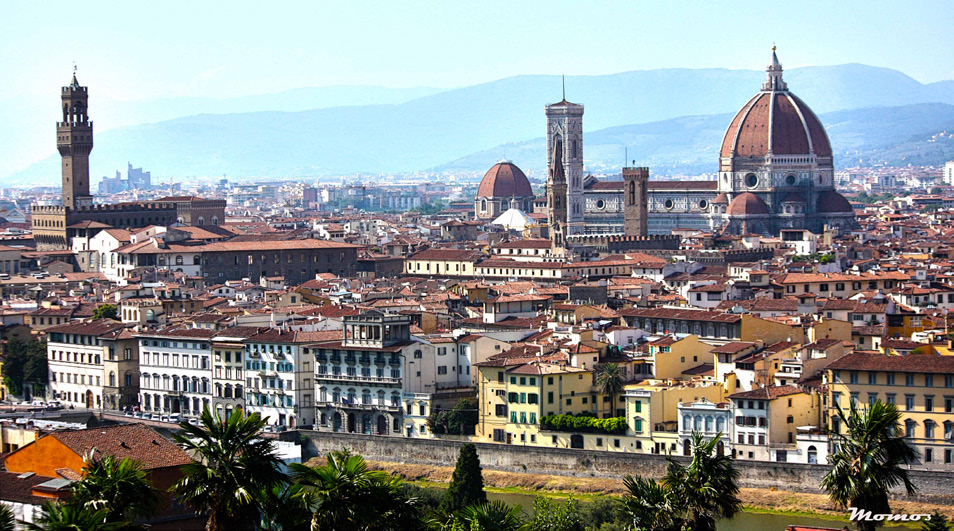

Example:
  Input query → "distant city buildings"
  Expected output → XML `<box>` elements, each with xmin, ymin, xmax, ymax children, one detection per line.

<box><xmin>98</xmin><ymin>163</ymin><xmax>153</xmax><ymax>194</ymax></box>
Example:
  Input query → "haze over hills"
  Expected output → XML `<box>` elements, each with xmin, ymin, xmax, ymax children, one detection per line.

<box><xmin>438</xmin><ymin>103</ymin><xmax>954</xmax><ymax>178</ymax></box>
<box><xmin>9</xmin><ymin>64</ymin><xmax>954</xmax><ymax>185</ymax></box>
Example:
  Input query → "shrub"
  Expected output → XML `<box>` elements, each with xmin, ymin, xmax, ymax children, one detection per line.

<box><xmin>540</xmin><ymin>414</ymin><xmax>628</xmax><ymax>434</ymax></box>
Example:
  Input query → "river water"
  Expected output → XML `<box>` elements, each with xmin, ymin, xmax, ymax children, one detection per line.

<box><xmin>484</xmin><ymin>490</ymin><xmax>916</xmax><ymax>530</ymax></box>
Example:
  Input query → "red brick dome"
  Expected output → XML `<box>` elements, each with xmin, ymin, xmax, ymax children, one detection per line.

<box><xmin>727</xmin><ymin>192</ymin><xmax>769</xmax><ymax>216</ymax></box>
<box><xmin>720</xmin><ymin>51</ymin><xmax>832</xmax><ymax>160</ymax></box>
<box><xmin>816</xmin><ymin>191</ymin><xmax>853</xmax><ymax>213</ymax></box>
<box><xmin>477</xmin><ymin>161</ymin><xmax>533</xmax><ymax>198</ymax></box>
<box><xmin>712</xmin><ymin>193</ymin><xmax>729</xmax><ymax>205</ymax></box>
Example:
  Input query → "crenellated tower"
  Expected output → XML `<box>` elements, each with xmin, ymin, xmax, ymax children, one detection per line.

<box><xmin>623</xmin><ymin>166</ymin><xmax>649</xmax><ymax>237</ymax></box>
<box><xmin>58</xmin><ymin>71</ymin><xmax>94</xmax><ymax>209</ymax></box>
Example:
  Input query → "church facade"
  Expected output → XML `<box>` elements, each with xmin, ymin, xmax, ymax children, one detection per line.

<box><xmin>545</xmin><ymin>49</ymin><xmax>858</xmax><ymax>239</ymax></box>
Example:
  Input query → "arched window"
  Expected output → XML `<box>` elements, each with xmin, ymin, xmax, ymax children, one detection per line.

<box><xmin>716</xmin><ymin>417</ymin><xmax>725</xmax><ymax>433</ymax></box>
<box><xmin>175</xmin><ymin>255</ymin><xmax>183</xmax><ymax>266</ymax></box>
<box><xmin>705</xmin><ymin>416</ymin><xmax>714</xmax><ymax>432</ymax></box>
<box><xmin>683</xmin><ymin>414</ymin><xmax>691</xmax><ymax>431</ymax></box>
<box><xmin>109</xmin><ymin>372</ymin><xmax>115</xmax><ymax>386</ymax></box>
<box><xmin>480</xmin><ymin>199</ymin><xmax>487</xmax><ymax>212</ymax></box>
<box><xmin>807</xmin><ymin>445</ymin><xmax>818</xmax><ymax>464</ymax></box>
<box><xmin>628</xmin><ymin>181</ymin><xmax>636</xmax><ymax>206</ymax></box>
<box><xmin>694</xmin><ymin>415</ymin><xmax>702</xmax><ymax>431</ymax></box>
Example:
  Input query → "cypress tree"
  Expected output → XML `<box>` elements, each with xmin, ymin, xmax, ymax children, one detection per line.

<box><xmin>441</xmin><ymin>443</ymin><xmax>487</xmax><ymax>514</ymax></box>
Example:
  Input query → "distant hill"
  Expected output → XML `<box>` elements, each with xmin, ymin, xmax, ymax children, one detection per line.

<box><xmin>10</xmin><ymin>64</ymin><xmax>954</xmax><ymax>184</ymax></box>
<box><xmin>438</xmin><ymin>103</ymin><xmax>954</xmax><ymax>176</ymax></box>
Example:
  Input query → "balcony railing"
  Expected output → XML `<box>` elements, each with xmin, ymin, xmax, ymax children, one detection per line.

<box><xmin>314</xmin><ymin>374</ymin><xmax>400</xmax><ymax>385</ymax></box>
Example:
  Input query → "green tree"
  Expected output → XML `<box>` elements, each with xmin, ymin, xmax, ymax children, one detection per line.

<box><xmin>290</xmin><ymin>450</ymin><xmax>420</xmax><ymax>531</ymax></box>
<box><xmin>428</xmin><ymin>399</ymin><xmax>479</xmax><ymax>435</ymax></box>
<box><xmin>440</xmin><ymin>443</ymin><xmax>487</xmax><ymax>514</ymax></box>
<box><xmin>821</xmin><ymin>400</ymin><xmax>917</xmax><ymax>531</ymax></box>
<box><xmin>620</xmin><ymin>432</ymin><xmax>739</xmax><ymax>531</ymax></box>
<box><xmin>70</xmin><ymin>454</ymin><xmax>159</xmax><ymax>525</ymax></box>
<box><xmin>0</xmin><ymin>504</ymin><xmax>15</xmax><ymax>531</ymax></box>
<box><xmin>620</xmin><ymin>475</ymin><xmax>681</xmax><ymax>531</ymax></box>
<box><xmin>258</xmin><ymin>482</ymin><xmax>313</xmax><ymax>531</ymax></box>
<box><xmin>93</xmin><ymin>304</ymin><xmax>119</xmax><ymax>320</ymax></box>
<box><xmin>452</xmin><ymin>501</ymin><xmax>526</xmax><ymax>531</ymax></box>
<box><xmin>528</xmin><ymin>497</ymin><xmax>584</xmax><ymax>531</ymax></box>
<box><xmin>664</xmin><ymin>432</ymin><xmax>741</xmax><ymax>531</ymax></box>
<box><xmin>171</xmin><ymin>408</ymin><xmax>286</xmax><ymax>531</ymax></box>
<box><xmin>594</xmin><ymin>363</ymin><xmax>625</xmax><ymax>417</ymax></box>
<box><xmin>26</xmin><ymin>502</ymin><xmax>122</xmax><ymax>531</ymax></box>
<box><xmin>921</xmin><ymin>511</ymin><xmax>951</xmax><ymax>531</ymax></box>
<box><xmin>1</xmin><ymin>339</ymin><xmax>47</xmax><ymax>396</ymax></box>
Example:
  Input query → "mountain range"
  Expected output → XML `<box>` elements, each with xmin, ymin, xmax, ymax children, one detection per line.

<box><xmin>8</xmin><ymin>64</ymin><xmax>954</xmax><ymax>185</ymax></box>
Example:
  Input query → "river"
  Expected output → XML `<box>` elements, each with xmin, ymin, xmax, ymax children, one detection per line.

<box><xmin>484</xmin><ymin>490</ymin><xmax>916</xmax><ymax>530</ymax></box>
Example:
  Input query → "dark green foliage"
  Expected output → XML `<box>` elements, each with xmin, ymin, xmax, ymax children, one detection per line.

<box><xmin>258</xmin><ymin>482</ymin><xmax>314</xmax><ymax>531</ymax></box>
<box><xmin>577</xmin><ymin>496</ymin><xmax>629</xmax><ymax>531</ymax></box>
<box><xmin>1</xmin><ymin>339</ymin><xmax>47</xmax><ymax>395</ymax></box>
<box><xmin>290</xmin><ymin>450</ymin><xmax>420</xmax><ymax>531</ymax></box>
<box><xmin>528</xmin><ymin>497</ymin><xmax>585</xmax><ymax>531</ymax></box>
<box><xmin>452</xmin><ymin>501</ymin><xmax>526</xmax><ymax>531</ymax></box>
<box><xmin>428</xmin><ymin>398</ymin><xmax>479</xmax><ymax>435</ymax></box>
<box><xmin>921</xmin><ymin>511</ymin><xmax>951</xmax><ymax>531</ymax></box>
<box><xmin>822</xmin><ymin>400</ymin><xmax>917</xmax><ymax>531</ymax></box>
<box><xmin>70</xmin><ymin>454</ymin><xmax>159</xmax><ymax>524</ymax></box>
<box><xmin>441</xmin><ymin>443</ymin><xmax>487</xmax><ymax>514</ymax></box>
<box><xmin>540</xmin><ymin>414</ymin><xmax>627</xmax><ymax>434</ymax></box>
<box><xmin>594</xmin><ymin>363</ymin><xmax>625</xmax><ymax>416</ymax></box>
<box><xmin>92</xmin><ymin>304</ymin><xmax>119</xmax><ymax>320</ymax></box>
<box><xmin>0</xmin><ymin>504</ymin><xmax>14</xmax><ymax>531</ymax></box>
<box><xmin>26</xmin><ymin>503</ymin><xmax>123</xmax><ymax>531</ymax></box>
<box><xmin>855</xmin><ymin>192</ymin><xmax>896</xmax><ymax>204</ymax></box>
<box><xmin>621</xmin><ymin>432</ymin><xmax>740</xmax><ymax>531</ymax></box>
<box><xmin>171</xmin><ymin>408</ymin><xmax>287</xmax><ymax>531</ymax></box>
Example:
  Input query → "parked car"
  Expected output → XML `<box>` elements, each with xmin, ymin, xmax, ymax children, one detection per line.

<box><xmin>133</xmin><ymin>411</ymin><xmax>144</xmax><ymax>419</ymax></box>
<box><xmin>168</xmin><ymin>413</ymin><xmax>182</xmax><ymax>423</ymax></box>
<box><xmin>188</xmin><ymin>418</ymin><xmax>200</xmax><ymax>426</ymax></box>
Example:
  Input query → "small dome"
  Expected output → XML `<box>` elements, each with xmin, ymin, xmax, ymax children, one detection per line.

<box><xmin>816</xmin><ymin>191</ymin><xmax>854</xmax><ymax>213</ymax></box>
<box><xmin>712</xmin><ymin>193</ymin><xmax>729</xmax><ymax>205</ymax></box>
<box><xmin>727</xmin><ymin>192</ymin><xmax>769</xmax><ymax>216</ymax></box>
<box><xmin>477</xmin><ymin>161</ymin><xmax>533</xmax><ymax>198</ymax></box>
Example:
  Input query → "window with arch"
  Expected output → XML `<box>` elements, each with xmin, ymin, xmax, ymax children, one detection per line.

<box><xmin>175</xmin><ymin>255</ymin><xmax>183</xmax><ymax>266</ymax></box>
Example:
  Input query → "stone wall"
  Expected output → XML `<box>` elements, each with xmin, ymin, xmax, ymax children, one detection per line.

<box><xmin>294</xmin><ymin>431</ymin><xmax>954</xmax><ymax>503</ymax></box>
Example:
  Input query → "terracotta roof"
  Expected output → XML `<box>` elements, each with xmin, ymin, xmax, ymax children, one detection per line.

<box><xmin>49</xmin><ymin>424</ymin><xmax>191</xmax><ymax>470</ymax></box>
<box><xmin>620</xmin><ymin>307</ymin><xmax>741</xmax><ymax>323</ymax></box>
<box><xmin>728</xmin><ymin>385</ymin><xmax>804</xmax><ymax>400</ymax></box>
<box><xmin>720</xmin><ymin>89</ymin><xmax>832</xmax><ymax>159</ymax></box>
<box><xmin>827</xmin><ymin>353</ymin><xmax>954</xmax><ymax>374</ymax></box>
<box><xmin>710</xmin><ymin>341</ymin><xmax>756</xmax><ymax>354</ymax></box>
<box><xmin>817</xmin><ymin>191</ymin><xmax>854</xmax><ymax>213</ymax></box>
<box><xmin>727</xmin><ymin>192</ymin><xmax>769</xmax><ymax>216</ymax></box>
<box><xmin>476</xmin><ymin>161</ymin><xmax>533</xmax><ymax>198</ymax></box>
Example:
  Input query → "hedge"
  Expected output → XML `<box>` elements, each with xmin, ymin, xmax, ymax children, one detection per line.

<box><xmin>539</xmin><ymin>414</ymin><xmax>628</xmax><ymax>434</ymax></box>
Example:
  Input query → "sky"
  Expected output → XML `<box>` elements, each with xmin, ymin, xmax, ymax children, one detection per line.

<box><xmin>2</xmin><ymin>0</ymin><xmax>954</xmax><ymax>102</ymax></box>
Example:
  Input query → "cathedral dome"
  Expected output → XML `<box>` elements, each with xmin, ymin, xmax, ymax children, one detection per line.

<box><xmin>720</xmin><ymin>50</ymin><xmax>832</xmax><ymax>160</ymax></box>
<box><xmin>477</xmin><ymin>160</ymin><xmax>533</xmax><ymax>198</ymax></box>
<box><xmin>816</xmin><ymin>190</ymin><xmax>854</xmax><ymax>213</ymax></box>
<box><xmin>712</xmin><ymin>193</ymin><xmax>729</xmax><ymax>204</ymax></box>
<box><xmin>727</xmin><ymin>192</ymin><xmax>769</xmax><ymax>216</ymax></box>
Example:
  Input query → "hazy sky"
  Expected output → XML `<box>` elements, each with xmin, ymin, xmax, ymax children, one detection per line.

<box><xmin>2</xmin><ymin>0</ymin><xmax>953</xmax><ymax>102</ymax></box>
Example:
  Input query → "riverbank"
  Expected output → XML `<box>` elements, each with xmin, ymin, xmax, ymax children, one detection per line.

<box><xmin>355</xmin><ymin>459</ymin><xmax>954</xmax><ymax>520</ymax></box>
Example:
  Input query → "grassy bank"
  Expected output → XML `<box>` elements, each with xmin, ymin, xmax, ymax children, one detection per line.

<box><xmin>351</xmin><ymin>458</ymin><xmax>954</xmax><ymax>521</ymax></box>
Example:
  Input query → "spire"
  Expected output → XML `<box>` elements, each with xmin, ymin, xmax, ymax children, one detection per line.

<box><xmin>761</xmin><ymin>46</ymin><xmax>787</xmax><ymax>92</ymax></box>
<box><xmin>562</xmin><ymin>74</ymin><xmax>566</xmax><ymax>102</ymax></box>
<box><xmin>71</xmin><ymin>62</ymin><xmax>80</xmax><ymax>88</ymax></box>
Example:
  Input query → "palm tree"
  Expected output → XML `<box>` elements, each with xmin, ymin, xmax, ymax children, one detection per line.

<box><xmin>258</xmin><ymin>482</ymin><xmax>313</xmax><ymax>531</ymax></box>
<box><xmin>0</xmin><ymin>504</ymin><xmax>15</xmax><ymax>531</ymax></box>
<box><xmin>663</xmin><ymin>432</ymin><xmax>741</xmax><ymax>531</ymax></box>
<box><xmin>821</xmin><ymin>400</ymin><xmax>917</xmax><ymax>531</ymax></box>
<box><xmin>171</xmin><ymin>408</ymin><xmax>287</xmax><ymax>531</ymax></box>
<box><xmin>594</xmin><ymin>363</ymin><xmax>625</xmax><ymax>417</ymax></box>
<box><xmin>453</xmin><ymin>501</ymin><xmax>527</xmax><ymax>531</ymax></box>
<box><xmin>70</xmin><ymin>454</ymin><xmax>158</xmax><ymax>525</ymax></box>
<box><xmin>290</xmin><ymin>450</ymin><xmax>420</xmax><ymax>531</ymax></box>
<box><xmin>620</xmin><ymin>475</ymin><xmax>682</xmax><ymax>531</ymax></box>
<box><xmin>26</xmin><ymin>502</ymin><xmax>122</xmax><ymax>531</ymax></box>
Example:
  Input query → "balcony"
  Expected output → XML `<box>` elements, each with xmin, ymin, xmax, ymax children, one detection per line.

<box><xmin>388</xmin><ymin>357</ymin><xmax>401</xmax><ymax>366</ymax></box>
<box><xmin>359</xmin><ymin>355</ymin><xmax>371</xmax><ymax>364</ymax></box>
<box><xmin>374</xmin><ymin>355</ymin><xmax>386</xmax><ymax>365</ymax></box>
<box><xmin>345</xmin><ymin>355</ymin><xmax>357</xmax><ymax>364</ymax></box>
<box><xmin>314</xmin><ymin>373</ymin><xmax>401</xmax><ymax>385</ymax></box>
<box><xmin>316</xmin><ymin>354</ymin><xmax>328</xmax><ymax>362</ymax></box>
<box><xmin>330</xmin><ymin>355</ymin><xmax>342</xmax><ymax>363</ymax></box>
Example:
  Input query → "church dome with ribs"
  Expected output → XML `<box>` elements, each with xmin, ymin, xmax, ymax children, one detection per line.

<box><xmin>720</xmin><ymin>50</ymin><xmax>832</xmax><ymax>159</ymax></box>
<box><xmin>727</xmin><ymin>192</ymin><xmax>770</xmax><ymax>216</ymax></box>
<box><xmin>477</xmin><ymin>160</ymin><xmax>533</xmax><ymax>198</ymax></box>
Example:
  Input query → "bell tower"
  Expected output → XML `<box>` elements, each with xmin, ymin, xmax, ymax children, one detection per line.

<box><xmin>58</xmin><ymin>69</ymin><xmax>93</xmax><ymax>210</ymax></box>
<box><xmin>545</xmin><ymin>94</ymin><xmax>584</xmax><ymax>238</ymax></box>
